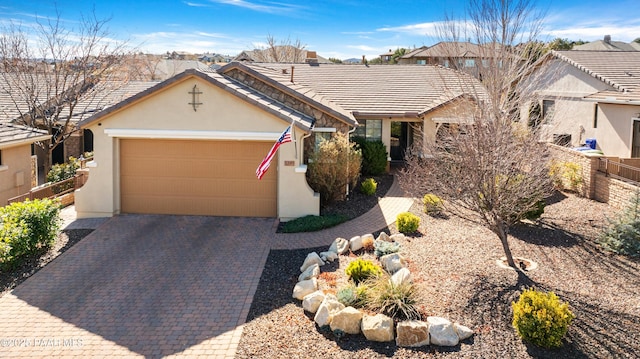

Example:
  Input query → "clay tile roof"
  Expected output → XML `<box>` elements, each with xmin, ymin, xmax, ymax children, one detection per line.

<box><xmin>0</xmin><ymin>123</ymin><xmax>49</xmax><ymax>146</ymax></box>
<box><xmin>553</xmin><ymin>51</ymin><xmax>640</xmax><ymax>102</ymax></box>
<box><xmin>240</xmin><ymin>62</ymin><xmax>482</xmax><ymax>118</ymax></box>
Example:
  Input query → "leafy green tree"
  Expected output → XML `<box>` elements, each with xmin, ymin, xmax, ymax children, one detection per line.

<box><xmin>328</xmin><ymin>57</ymin><xmax>343</xmax><ymax>64</ymax></box>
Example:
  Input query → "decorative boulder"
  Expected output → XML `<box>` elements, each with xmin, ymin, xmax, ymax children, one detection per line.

<box><xmin>380</xmin><ymin>253</ymin><xmax>407</xmax><ymax>274</ymax></box>
<box><xmin>300</xmin><ymin>252</ymin><xmax>325</xmax><ymax>272</ymax></box>
<box><xmin>349</xmin><ymin>236</ymin><xmax>363</xmax><ymax>252</ymax></box>
<box><xmin>376</xmin><ymin>232</ymin><xmax>393</xmax><ymax>242</ymax></box>
<box><xmin>314</xmin><ymin>294</ymin><xmax>345</xmax><ymax>327</ymax></box>
<box><xmin>391</xmin><ymin>267</ymin><xmax>411</xmax><ymax>286</ymax></box>
<box><xmin>361</xmin><ymin>233</ymin><xmax>374</xmax><ymax>243</ymax></box>
<box><xmin>298</xmin><ymin>263</ymin><xmax>320</xmax><ymax>282</ymax></box>
<box><xmin>329</xmin><ymin>237</ymin><xmax>349</xmax><ymax>255</ymax></box>
<box><xmin>302</xmin><ymin>291</ymin><xmax>325</xmax><ymax>314</ymax></box>
<box><xmin>320</xmin><ymin>251</ymin><xmax>338</xmax><ymax>262</ymax></box>
<box><xmin>292</xmin><ymin>278</ymin><xmax>317</xmax><ymax>300</ymax></box>
<box><xmin>396</xmin><ymin>320</ymin><xmax>430</xmax><ymax>347</ymax></box>
<box><xmin>390</xmin><ymin>233</ymin><xmax>406</xmax><ymax>242</ymax></box>
<box><xmin>454</xmin><ymin>323</ymin><xmax>474</xmax><ymax>341</ymax></box>
<box><xmin>361</xmin><ymin>314</ymin><xmax>395</xmax><ymax>342</ymax></box>
<box><xmin>330</xmin><ymin>307</ymin><xmax>363</xmax><ymax>335</ymax></box>
<box><xmin>428</xmin><ymin>316</ymin><xmax>459</xmax><ymax>346</ymax></box>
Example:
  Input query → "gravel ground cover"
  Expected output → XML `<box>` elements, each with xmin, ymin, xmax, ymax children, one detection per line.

<box><xmin>237</xmin><ymin>191</ymin><xmax>640</xmax><ymax>358</ymax></box>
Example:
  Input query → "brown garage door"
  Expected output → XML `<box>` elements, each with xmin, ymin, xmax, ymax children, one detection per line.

<box><xmin>120</xmin><ymin>139</ymin><xmax>277</xmax><ymax>217</ymax></box>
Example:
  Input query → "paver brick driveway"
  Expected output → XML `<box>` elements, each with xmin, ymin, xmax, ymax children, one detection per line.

<box><xmin>0</xmin><ymin>214</ymin><xmax>275</xmax><ymax>358</ymax></box>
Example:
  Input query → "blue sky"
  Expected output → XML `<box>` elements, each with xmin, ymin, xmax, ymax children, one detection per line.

<box><xmin>1</xmin><ymin>0</ymin><xmax>639</xmax><ymax>60</ymax></box>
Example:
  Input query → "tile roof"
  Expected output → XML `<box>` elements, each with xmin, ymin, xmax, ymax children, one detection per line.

<box><xmin>573</xmin><ymin>40</ymin><xmax>639</xmax><ymax>52</ymax></box>
<box><xmin>0</xmin><ymin>123</ymin><xmax>49</xmax><ymax>146</ymax></box>
<box><xmin>401</xmin><ymin>42</ymin><xmax>488</xmax><ymax>59</ymax></box>
<box><xmin>552</xmin><ymin>51</ymin><xmax>640</xmax><ymax>102</ymax></box>
<box><xmin>237</xmin><ymin>62</ymin><xmax>482</xmax><ymax>117</ymax></box>
<box><xmin>78</xmin><ymin>69</ymin><xmax>316</xmax><ymax>132</ymax></box>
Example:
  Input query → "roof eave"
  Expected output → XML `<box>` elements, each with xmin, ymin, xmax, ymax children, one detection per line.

<box><xmin>0</xmin><ymin>134</ymin><xmax>51</xmax><ymax>149</ymax></box>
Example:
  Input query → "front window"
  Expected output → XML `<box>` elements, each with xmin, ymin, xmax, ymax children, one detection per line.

<box><xmin>353</xmin><ymin>119</ymin><xmax>382</xmax><ymax>142</ymax></box>
<box><xmin>542</xmin><ymin>100</ymin><xmax>555</xmax><ymax>123</ymax></box>
<box><xmin>314</xmin><ymin>132</ymin><xmax>332</xmax><ymax>151</ymax></box>
<box><xmin>416</xmin><ymin>59</ymin><xmax>426</xmax><ymax>65</ymax></box>
<box><xmin>465</xmin><ymin>59</ymin><xmax>475</xmax><ymax>67</ymax></box>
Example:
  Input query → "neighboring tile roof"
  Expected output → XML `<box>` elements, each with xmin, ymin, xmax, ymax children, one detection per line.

<box><xmin>401</xmin><ymin>42</ymin><xmax>492</xmax><ymax>59</ymax></box>
<box><xmin>0</xmin><ymin>123</ymin><xmax>49</xmax><ymax>146</ymax></box>
<box><xmin>233</xmin><ymin>46</ymin><xmax>331</xmax><ymax>64</ymax></box>
<box><xmin>552</xmin><ymin>51</ymin><xmax>640</xmax><ymax>102</ymax></box>
<box><xmin>65</xmin><ymin>81</ymin><xmax>159</xmax><ymax>121</ymax></box>
<box><xmin>573</xmin><ymin>39</ymin><xmax>639</xmax><ymax>51</ymax></box>
<box><xmin>78</xmin><ymin>69</ymin><xmax>316</xmax><ymax>132</ymax></box>
<box><xmin>236</xmin><ymin>62</ymin><xmax>482</xmax><ymax>117</ymax></box>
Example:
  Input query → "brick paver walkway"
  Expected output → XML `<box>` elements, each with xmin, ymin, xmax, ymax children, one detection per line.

<box><xmin>0</xmin><ymin>176</ymin><xmax>413</xmax><ymax>358</ymax></box>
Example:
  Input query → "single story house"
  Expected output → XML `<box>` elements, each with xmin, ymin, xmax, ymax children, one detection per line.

<box><xmin>523</xmin><ymin>50</ymin><xmax>640</xmax><ymax>158</ymax></box>
<box><xmin>75</xmin><ymin>62</ymin><xmax>480</xmax><ymax>220</ymax></box>
<box><xmin>0</xmin><ymin>123</ymin><xmax>50</xmax><ymax>205</ymax></box>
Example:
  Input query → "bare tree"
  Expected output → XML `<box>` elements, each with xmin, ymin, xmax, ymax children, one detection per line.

<box><xmin>399</xmin><ymin>0</ymin><xmax>554</xmax><ymax>268</ymax></box>
<box><xmin>0</xmin><ymin>10</ymin><xmax>131</xmax><ymax>173</ymax></box>
<box><xmin>251</xmin><ymin>35</ymin><xmax>307</xmax><ymax>63</ymax></box>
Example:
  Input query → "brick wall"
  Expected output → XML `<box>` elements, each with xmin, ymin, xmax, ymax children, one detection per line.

<box><xmin>548</xmin><ymin>144</ymin><xmax>638</xmax><ymax>209</ymax></box>
<box><xmin>594</xmin><ymin>173</ymin><xmax>639</xmax><ymax>209</ymax></box>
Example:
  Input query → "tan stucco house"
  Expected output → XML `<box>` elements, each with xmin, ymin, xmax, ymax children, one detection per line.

<box><xmin>75</xmin><ymin>62</ymin><xmax>478</xmax><ymax>219</ymax></box>
<box><xmin>524</xmin><ymin>50</ymin><xmax>640</xmax><ymax>158</ymax></box>
<box><xmin>0</xmin><ymin>123</ymin><xmax>50</xmax><ymax>205</ymax></box>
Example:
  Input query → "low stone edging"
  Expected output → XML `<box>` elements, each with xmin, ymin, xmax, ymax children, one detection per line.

<box><xmin>292</xmin><ymin>233</ymin><xmax>474</xmax><ymax>348</ymax></box>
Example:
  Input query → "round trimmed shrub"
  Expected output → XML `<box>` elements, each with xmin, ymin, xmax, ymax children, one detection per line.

<box><xmin>360</xmin><ymin>178</ymin><xmax>377</xmax><ymax>196</ymax></box>
<box><xmin>345</xmin><ymin>258</ymin><xmax>382</xmax><ymax>284</ymax></box>
<box><xmin>422</xmin><ymin>193</ymin><xmax>443</xmax><ymax>214</ymax></box>
<box><xmin>512</xmin><ymin>288</ymin><xmax>575</xmax><ymax>348</ymax></box>
<box><xmin>396</xmin><ymin>212</ymin><xmax>420</xmax><ymax>233</ymax></box>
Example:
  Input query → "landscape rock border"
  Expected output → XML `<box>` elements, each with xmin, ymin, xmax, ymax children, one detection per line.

<box><xmin>291</xmin><ymin>233</ymin><xmax>474</xmax><ymax>348</ymax></box>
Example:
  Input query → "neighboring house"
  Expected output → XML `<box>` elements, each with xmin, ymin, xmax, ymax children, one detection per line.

<box><xmin>398</xmin><ymin>42</ymin><xmax>492</xmax><ymax>69</ymax></box>
<box><xmin>524</xmin><ymin>50</ymin><xmax>640</xmax><ymax>158</ymax></box>
<box><xmin>573</xmin><ymin>36</ymin><xmax>640</xmax><ymax>51</ymax></box>
<box><xmin>233</xmin><ymin>46</ymin><xmax>331</xmax><ymax>64</ymax></box>
<box><xmin>74</xmin><ymin>62</ymin><xmax>481</xmax><ymax>220</ymax></box>
<box><xmin>0</xmin><ymin>123</ymin><xmax>50</xmax><ymax>205</ymax></box>
<box><xmin>379</xmin><ymin>50</ymin><xmax>394</xmax><ymax>63</ymax></box>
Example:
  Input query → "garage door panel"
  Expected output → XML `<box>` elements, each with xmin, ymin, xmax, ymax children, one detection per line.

<box><xmin>120</xmin><ymin>139</ymin><xmax>277</xmax><ymax>217</ymax></box>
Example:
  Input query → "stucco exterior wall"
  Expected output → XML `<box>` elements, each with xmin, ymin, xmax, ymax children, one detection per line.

<box><xmin>0</xmin><ymin>145</ymin><xmax>33</xmax><ymax>206</ymax></box>
<box><xmin>526</xmin><ymin>59</ymin><xmax>614</xmax><ymax>147</ymax></box>
<box><xmin>75</xmin><ymin>74</ymin><xmax>319</xmax><ymax>219</ymax></box>
<box><xmin>596</xmin><ymin>104</ymin><xmax>640</xmax><ymax>158</ymax></box>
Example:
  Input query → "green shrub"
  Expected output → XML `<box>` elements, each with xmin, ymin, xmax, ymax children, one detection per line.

<box><xmin>364</xmin><ymin>274</ymin><xmax>421</xmax><ymax>320</ymax></box>
<box><xmin>522</xmin><ymin>200</ymin><xmax>546</xmax><ymax>221</ymax></box>
<box><xmin>46</xmin><ymin>157</ymin><xmax>80</xmax><ymax>194</ymax></box>
<box><xmin>280</xmin><ymin>214</ymin><xmax>348</xmax><ymax>233</ymax></box>
<box><xmin>512</xmin><ymin>289</ymin><xmax>575</xmax><ymax>348</ymax></box>
<box><xmin>336</xmin><ymin>284</ymin><xmax>368</xmax><ymax>308</ymax></box>
<box><xmin>396</xmin><ymin>212</ymin><xmax>420</xmax><ymax>233</ymax></box>
<box><xmin>345</xmin><ymin>258</ymin><xmax>383</xmax><ymax>284</ymax></box>
<box><xmin>353</xmin><ymin>138</ymin><xmax>388</xmax><ymax>175</ymax></box>
<box><xmin>599</xmin><ymin>192</ymin><xmax>640</xmax><ymax>256</ymax></box>
<box><xmin>422</xmin><ymin>193</ymin><xmax>443</xmax><ymax>214</ymax></box>
<box><xmin>360</xmin><ymin>178</ymin><xmax>377</xmax><ymax>196</ymax></box>
<box><xmin>307</xmin><ymin>132</ymin><xmax>362</xmax><ymax>205</ymax></box>
<box><xmin>374</xmin><ymin>239</ymin><xmax>401</xmax><ymax>258</ymax></box>
<box><xmin>0</xmin><ymin>199</ymin><xmax>61</xmax><ymax>269</ymax></box>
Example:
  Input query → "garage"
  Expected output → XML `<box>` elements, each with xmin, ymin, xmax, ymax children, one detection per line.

<box><xmin>119</xmin><ymin>138</ymin><xmax>277</xmax><ymax>217</ymax></box>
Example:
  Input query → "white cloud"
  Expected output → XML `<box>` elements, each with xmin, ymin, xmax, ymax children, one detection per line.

<box><xmin>131</xmin><ymin>30</ymin><xmax>246</xmax><ymax>54</ymax></box>
<box><xmin>207</xmin><ymin>0</ymin><xmax>305</xmax><ymax>15</ymax></box>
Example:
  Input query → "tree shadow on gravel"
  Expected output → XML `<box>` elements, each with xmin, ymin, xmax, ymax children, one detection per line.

<box><xmin>510</xmin><ymin>221</ymin><xmax>581</xmax><ymax>248</ymax></box>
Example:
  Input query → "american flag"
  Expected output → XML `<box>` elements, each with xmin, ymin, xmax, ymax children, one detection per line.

<box><xmin>256</xmin><ymin>126</ymin><xmax>292</xmax><ymax>180</ymax></box>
